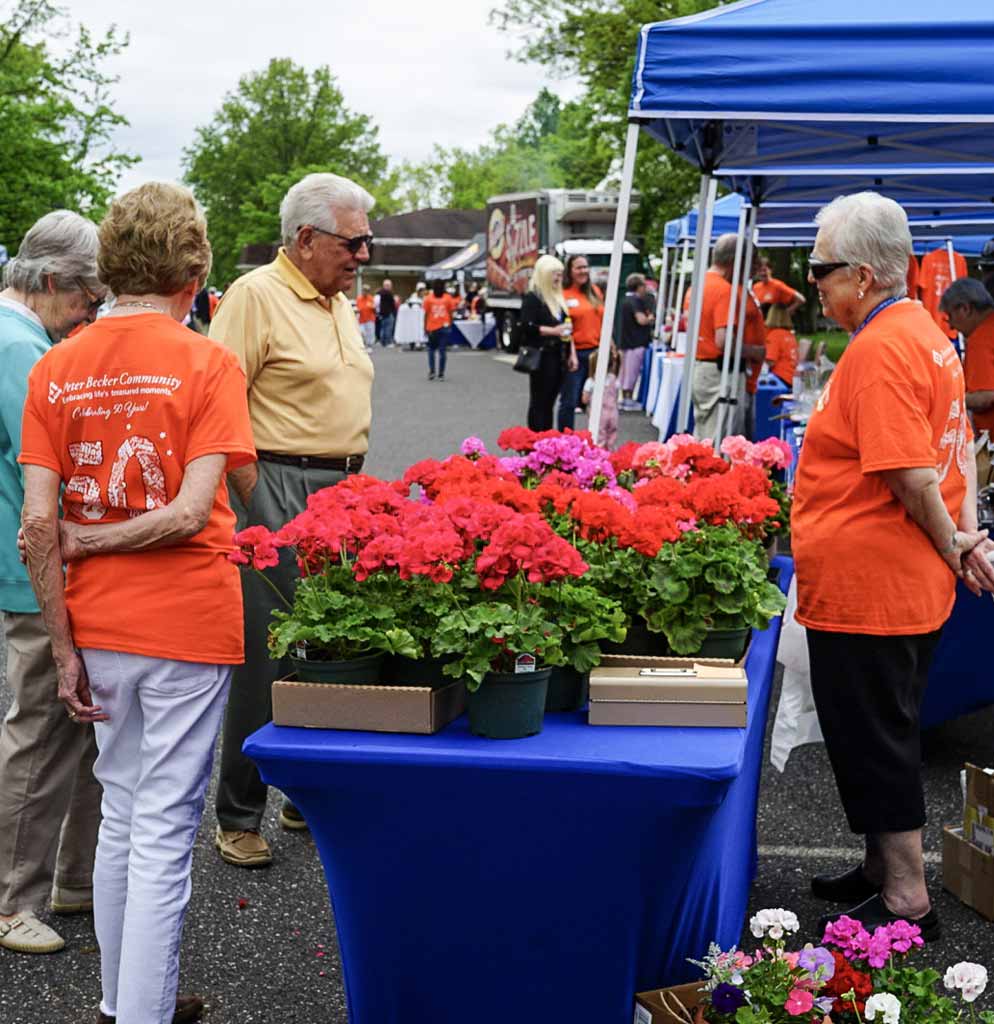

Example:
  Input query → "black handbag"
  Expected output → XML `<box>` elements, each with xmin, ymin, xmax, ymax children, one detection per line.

<box><xmin>513</xmin><ymin>345</ymin><xmax>542</xmax><ymax>373</ymax></box>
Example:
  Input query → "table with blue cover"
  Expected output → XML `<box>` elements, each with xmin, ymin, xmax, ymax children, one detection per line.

<box><xmin>244</xmin><ymin>558</ymin><xmax>793</xmax><ymax>1024</ymax></box>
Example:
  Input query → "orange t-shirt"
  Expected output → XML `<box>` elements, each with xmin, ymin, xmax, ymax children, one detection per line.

<box><xmin>684</xmin><ymin>269</ymin><xmax>731</xmax><ymax>361</ymax></box>
<box><xmin>563</xmin><ymin>285</ymin><xmax>605</xmax><ymax>350</ymax></box>
<box><xmin>752</xmin><ymin>277</ymin><xmax>797</xmax><ymax>310</ymax></box>
<box><xmin>355</xmin><ymin>294</ymin><xmax>376</xmax><ymax>324</ymax></box>
<box><xmin>765</xmin><ymin>327</ymin><xmax>798</xmax><ymax>385</ymax></box>
<box><xmin>792</xmin><ymin>300</ymin><xmax>969</xmax><ymax>635</ymax></box>
<box><xmin>920</xmin><ymin>248</ymin><xmax>968</xmax><ymax>339</ymax></box>
<box><xmin>906</xmin><ymin>253</ymin><xmax>920</xmax><ymax>300</ymax></box>
<box><xmin>965</xmin><ymin>311</ymin><xmax>994</xmax><ymax>434</ymax></box>
<box><xmin>18</xmin><ymin>314</ymin><xmax>256</xmax><ymax>664</ymax></box>
<box><xmin>423</xmin><ymin>293</ymin><xmax>460</xmax><ymax>333</ymax></box>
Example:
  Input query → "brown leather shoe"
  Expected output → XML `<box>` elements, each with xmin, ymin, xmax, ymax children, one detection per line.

<box><xmin>214</xmin><ymin>825</ymin><xmax>273</xmax><ymax>867</ymax></box>
<box><xmin>96</xmin><ymin>993</ymin><xmax>204</xmax><ymax>1023</ymax></box>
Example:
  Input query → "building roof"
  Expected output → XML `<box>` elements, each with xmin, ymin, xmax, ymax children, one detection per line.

<box><xmin>371</xmin><ymin>208</ymin><xmax>486</xmax><ymax>243</ymax></box>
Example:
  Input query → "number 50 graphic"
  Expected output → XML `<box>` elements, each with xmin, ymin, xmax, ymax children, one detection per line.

<box><xmin>66</xmin><ymin>437</ymin><xmax>167</xmax><ymax>520</ymax></box>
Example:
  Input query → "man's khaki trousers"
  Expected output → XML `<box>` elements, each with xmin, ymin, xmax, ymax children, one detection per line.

<box><xmin>0</xmin><ymin>611</ymin><xmax>102</xmax><ymax>915</ymax></box>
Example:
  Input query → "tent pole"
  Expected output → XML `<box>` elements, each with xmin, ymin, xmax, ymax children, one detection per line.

<box><xmin>668</xmin><ymin>242</ymin><xmax>685</xmax><ymax>334</ymax></box>
<box><xmin>728</xmin><ymin>205</ymin><xmax>758</xmax><ymax>441</ymax></box>
<box><xmin>714</xmin><ymin>205</ymin><xmax>749</xmax><ymax>449</ymax></box>
<box><xmin>653</xmin><ymin>244</ymin><xmax>669</xmax><ymax>342</ymax></box>
<box><xmin>946</xmin><ymin>237</ymin><xmax>964</xmax><ymax>352</ymax></box>
<box><xmin>589</xmin><ymin>120</ymin><xmax>640</xmax><ymax>441</ymax></box>
<box><xmin>677</xmin><ymin>175</ymin><xmax>718</xmax><ymax>433</ymax></box>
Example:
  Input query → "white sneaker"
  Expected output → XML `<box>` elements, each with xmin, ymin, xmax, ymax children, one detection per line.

<box><xmin>0</xmin><ymin>911</ymin><xmax>65</xmax><ymax>953</ymax></box>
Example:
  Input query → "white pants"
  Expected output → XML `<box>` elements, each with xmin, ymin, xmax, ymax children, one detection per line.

<box><xmin>82</xmin><ymin>649</ymin><xmax>231</xmax><ymax>1024</ymax></box>
<box><xmin>359</xmin><ymin>320</ymin><xmax>375</xmax><ymax>348</ymax></box>
<box><xmin>692</xmin><ymin>362</ymin><xmax>746</xmax><ymax>441</ymax></box>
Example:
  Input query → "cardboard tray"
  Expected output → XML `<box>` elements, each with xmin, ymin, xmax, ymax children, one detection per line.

<box><xmin>599</xmin><ymin>639</ymin><xmax>750</xmax><ymax>671</ymax></box>
<box><xmin>272</xmin><ymin>676</ymin><xmax>465</xmax><ymax>735</ymax></box>
<box><xmin>635</xmin><ymin>983</ymin><xmax>706</xmax><ymax>1023</ymax></box>
<box><xmin>589</xmin><ymin>663</ymin><xmax>748</xmax><ymax>728</ymax></box>
<box><xmin>943</xmin><ymin>824</ymin><xmax>994</xmax><ymax>922</ymax></box>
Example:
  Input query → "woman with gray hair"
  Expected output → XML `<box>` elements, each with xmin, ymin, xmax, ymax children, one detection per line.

<box><xmin>0</xmin><ymin>210</ymin><xmax>105</xmax><ymax>956</ymax></box>
<box><xmin>792</xmin><ymin>191</ymin><xmax>994</xmax><ymax>939</ymax></box>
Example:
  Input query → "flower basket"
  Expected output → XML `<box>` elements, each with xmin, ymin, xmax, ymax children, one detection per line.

<box><xmin>384</xmin><ymin>654</ymin><xmax>459</xmax><ymax>689</ymax></box>
<box><xmin>466</xmin><ymin>667</ymin><xmax>550</xmax><ymax>738</ymax></box>
<box><xmin>697</xmin><ymin>627</ymin><xmax>751</xmax><ymax>661</ymax></box>
<box><xmin>289</xmin><ymin>651</ymin><xmax>384</xmax><ymax>685</ymax></box>
<box><xmin>545</xmin><ymin>665</ymin><xmax>589</xmax><ymax>712</ymax></box>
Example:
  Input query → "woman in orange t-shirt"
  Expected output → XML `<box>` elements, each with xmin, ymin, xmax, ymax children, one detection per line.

<box><xmin>20</xmin><ymin>183</ymin><xmax>255</xmax><ymax>1022</ymax></box>
<box><xmin>355</xmin><ymin>286</ymin><xmax>377</xmax><ymax>349</ymax></box>
<box><xmin>792</xmin><ymin>192</ymin><xmax>994</xmax><ymax>941</ymax></box>
<box><xmin>560</xmin><ymin>254</ymin><xmax>605</xmax><ymax>430</ymax></box>
<box><xmin>422</xmin><ymin>281</ymin><xmax>461</xmax><ymax>381</ymax></box>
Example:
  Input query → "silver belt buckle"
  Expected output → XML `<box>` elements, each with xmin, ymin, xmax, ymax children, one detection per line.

<box><xmin>345</xmin><ymin>455</ymin><xmax>359</xmax><ymax>473</ymax></box>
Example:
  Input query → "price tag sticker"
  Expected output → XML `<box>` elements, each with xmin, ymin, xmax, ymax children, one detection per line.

<box><xmin>514</xmin><ymin>653</ymin><xmax>537</xmax><ymax>674</ymax></box>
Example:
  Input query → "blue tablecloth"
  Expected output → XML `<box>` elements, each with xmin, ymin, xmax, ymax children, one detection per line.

<box><xmin>245</xmin><ymin>558</ymin><xmax>793</xmax><ymax>1024</ymax></box>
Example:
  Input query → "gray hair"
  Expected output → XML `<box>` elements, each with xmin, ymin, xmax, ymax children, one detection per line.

<box><xmin>279</xmin><ymin>172</ymin><xmax>376</xmax><ymax>248</ymax></box>
<box><xmin>3</xmin><ymin>210</ymin><xmax>99</xmax><ymax>294</ymax></box>
<box><xmin>712</xmin><ymin>233</ymin><xmax>739</xmax><ymax>269</ymax></box>
<box><xmin>626</xmin><ymin>272</ymin><xmax>646</xmax><ymax>290</ymax></box>
<box><xmin>814</xmin><ymin>192</ymin><xmax>911</xmax><ymax>296</ymax></box>
<box><xmin>940</xmin><ymin>277</ymin><xmax>994</xmax><ymax>314</ymax></box>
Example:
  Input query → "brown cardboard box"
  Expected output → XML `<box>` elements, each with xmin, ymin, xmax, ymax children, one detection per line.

<box><xmin>600</xmin><ymin>639</ymin><xmax>749</xmax><ymax>672</ymax></box>
<box><xmin>634</xmin><ymin>983</ymin><xmax>706</xmax><ymax>1023</ymax></box>
<box><xmin>272</xmin><ymin>677</ymin><xmax>466</xmax><ymax>734</ymax></box>
<box><xmin>943</xmin><ymin>825</ymin><xmax>994</xmax><ymax>921</ymax></box>
<box><xmin>964</xmin><ymin>763</ymin><xmax>994</xmax><ymax>855</ymax></box>
<box><xmin>589</xmin><ymin>663</ymin><xmax>748</xmax><ymax>727</ymax></box>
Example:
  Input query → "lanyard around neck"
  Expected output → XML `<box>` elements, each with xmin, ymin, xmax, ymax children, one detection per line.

<box><xmin>851</xmin><ymin>296</ymin><xmax>901</xmax><ymax>340</ymax></box>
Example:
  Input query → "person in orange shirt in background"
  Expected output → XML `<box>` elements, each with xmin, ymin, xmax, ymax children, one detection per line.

<box><xmin>355</xmin><ymin>284</ymin><xmax>376</xmax><ymax>349</ymax></box>
<box><xmin>684</xmin><ymin>235</ymin><xmax>766</xmax><ymax>440</ymax></box>
<box><xmin>919</xmin><ymin>246</ymin><xmax>967</xmax><ymax>339</ymax></box>
<box><xmin>792</xmin><ymin>191</ymin><xmax>994</xmax><ymax>942</ymax></box>
<box><xmin>941</xmin><ymin>278</ymin><xmax>994</xmax><ymax>437</ymax></box>
<box><xmin>422</xmin><ymin>279</ymin><xmax>461</xmax><ymax>381</ymax></box>
<box><xmin>560</xmin><ymin>255</ymin><xmax>604</xmax><ymax>430</ymax></box>
<box><xmin>753</xmin><ymin>257</ymin><xmax>804</xmax><ymax>388</ymax></box>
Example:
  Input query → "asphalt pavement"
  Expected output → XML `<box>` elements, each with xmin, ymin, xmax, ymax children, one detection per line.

<box><xmin>2</xmin><ymin>343</ymin><xmax>993</xmax><ymax>1022</ymax></box>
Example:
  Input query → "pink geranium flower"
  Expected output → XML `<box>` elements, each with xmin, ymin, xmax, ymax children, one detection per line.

<box><xmin>785</xmin><ymin>989</ymin><xmax>815</xmax><ymax>1016</ymax></box>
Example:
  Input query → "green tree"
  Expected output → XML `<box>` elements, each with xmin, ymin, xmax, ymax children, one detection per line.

<box><xmin>183</xmin><ymin>58</ymin><xmax>395</xmax><ymax>285</ymax></box>
<box><xmin>491</xmin><ymin>0</ymin><xmax>722</xmax><ymax>247</ymax></box>
<box><xmin>0</xmin><ymin>1</ymin><xmax>136</xmax><ymax>251</ymax></box>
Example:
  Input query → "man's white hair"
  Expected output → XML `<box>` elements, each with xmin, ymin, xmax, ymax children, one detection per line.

<box><xmin>3</xmin><ymin>210</ymin><xmax>99</xmax><ymax>294</ymax></box>
<box><xmin>280</xmin><ymin>172</ymin><xmax>376</xmax><ymax>248</ymax></box>
<box><xmin>712</xmin><ymin>233</ymin><xmax>740</xmax><ymax>269</ymax></box>
<box><xmin>814</xmin><ymin>192</ymin><xmax>911</xmax><ymax>295</ymax></box>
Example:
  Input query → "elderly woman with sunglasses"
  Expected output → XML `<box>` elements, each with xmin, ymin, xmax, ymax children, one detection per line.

<box><xmin>792</xmin><ymin>192</ymin><xmax>994</xmax><ymax>941</ymax></box>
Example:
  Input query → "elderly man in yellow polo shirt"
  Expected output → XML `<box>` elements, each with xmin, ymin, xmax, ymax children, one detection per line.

<box><xmin>209</xmin><ymin>172</ymin><xmax>375</xmax><ymax>867</ymax></box>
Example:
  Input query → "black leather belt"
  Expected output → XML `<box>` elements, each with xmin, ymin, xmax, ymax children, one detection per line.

<box><xmin>257</xmin><ymin>450</ymin><xmax>365</xmax><ymax>473</ymax></box>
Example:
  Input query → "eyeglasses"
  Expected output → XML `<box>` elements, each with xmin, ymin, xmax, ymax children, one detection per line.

<box><xmin>807</xmin><ymin>260</ymin><xmax>850</xmax><ymax>282</ymax></box>
<box><xmin>74</xmin><ymin>278</ymin><xmax>105</xmax><ymax>316</ymax></box>
<box><xmin>303</xmin><ymin>225</ymin><xmax>374</xmax><ymax>257</ymax></box>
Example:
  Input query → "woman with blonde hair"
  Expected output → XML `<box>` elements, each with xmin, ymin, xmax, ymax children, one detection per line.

<box><xmin>20</xmin><ymin>182</ymin><xmax>255</xmax><ymax>1023</ymax></box>
<box><xmin>521</xmin><ymin>254</ymin><xmax>575</xmax><ymax>430</ymax></box>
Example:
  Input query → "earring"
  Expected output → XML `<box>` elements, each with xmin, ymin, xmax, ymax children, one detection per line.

<box><xmin>857</xmin><ymin>290</ymin><xmax>864</xmax><ymax>300</ymax></box>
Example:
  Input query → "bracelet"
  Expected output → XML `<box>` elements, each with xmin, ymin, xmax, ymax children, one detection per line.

<box><xmin>941</xmin><ymin>529</ymin><xmax>958</xmax><ymax>554</ymax></box>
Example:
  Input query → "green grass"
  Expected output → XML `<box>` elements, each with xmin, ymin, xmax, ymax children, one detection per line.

<box><xmin>799</xmin><ymin>330</ymin><xmax>848</xmax><ymax>363</ymax></box>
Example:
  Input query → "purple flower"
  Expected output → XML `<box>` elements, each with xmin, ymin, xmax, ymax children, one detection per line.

<box><xmin>460</xmin><ymin>436</ymin><xmax>488</xmax><ymax>459</ymax></box>
<box><xmin>498</xmin><ymin>456</ymin><xmax>528</xmax><ymax>477</ymax></box>
<box><xmin>815</xmin><ymin>996</ymin><xmax>835</xmax><ymax>1015</ymax></box>
<box><xmin>711</xmin><ymin>983</ymin><xmax>747</xmax><ymax>1014</ymax></box>
<box><xmin>798</xmin><ymin>946</ymin><xmax>835</xmax><ymax>981</ymax></box>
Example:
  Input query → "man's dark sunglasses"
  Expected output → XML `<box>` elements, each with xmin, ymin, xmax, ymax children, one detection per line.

<box><xmin>305</xmin><ymin>225</ymin><xmax>374</xmax><ymax>257</ymax></box>
<box><xmin>808</xmin><ymin>260</ymin><xmax>849</xmax><ymax>282</ymax></box>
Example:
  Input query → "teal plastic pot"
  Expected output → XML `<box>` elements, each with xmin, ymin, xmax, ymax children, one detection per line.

<box><xmin>383</xmin><ymin>654</ymin><xmax>458</xmax><ymax>689</ymax></box>
<box><xmin>467</xmin><ymin>668</ymin><xmax>550</xmax><ymax>739</ymax></box>
<box><xmin>602</xmin><ymin>619</ymin><xmax>670</xmax><ymax>657</ymax></box>
<box><xmin>289</xmin><ymin>652</ymin><xmax>384</xmax><ymax>685</ymax></box>
<box><xmin>545</xmin><ymin>666</ymin><xmax>589</xmax><ymax>712</ymax></box>
<box><xmin>696</xmin><ymin>628</ymin><xmax>751</xmax><ymax>661</ymax></box>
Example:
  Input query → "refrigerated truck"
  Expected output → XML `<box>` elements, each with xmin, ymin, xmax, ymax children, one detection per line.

<box><xmin>485</xmin><ymin>189</ymin><xmax>642</xmax><ymax>349</ymax></box>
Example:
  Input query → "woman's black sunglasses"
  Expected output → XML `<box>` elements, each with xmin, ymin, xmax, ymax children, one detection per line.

<box><xmin>808</xmin><ymin>260</ymin><xmax>849</xmax><ymax>281</ymax></box>
<box><xmin>305</xmin><ymin>225</ymin><xmax>374</xmax><ymax>257</ymax></box>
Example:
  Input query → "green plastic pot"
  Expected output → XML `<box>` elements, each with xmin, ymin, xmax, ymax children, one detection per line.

<box><xmin>545</xmin><ymin>666</ymin><xmax>589</xmax><ymax>712</ymax></box>
<box><xmin>696</xmin><ymin>628</ymin><xmax>751</xmax><ymax>661</ymax></box>
<box><xmin>602</xmin><ymin>618</ymin><xmax>670</xmax><ymax>657</ymax></box>
<box><xmin>289</xmin><ymin>652</ymin><xmax>384</xmax><ymax>685</ymax></box>
<box><xmin>383</xmin><ymin>654</ymin><xmax>458</xmax><ymax>689</ymax></box>
<box><xmin>467</xmin><ymin>667</ymin><xmax>550</xmax><ymax>739</ymax></box>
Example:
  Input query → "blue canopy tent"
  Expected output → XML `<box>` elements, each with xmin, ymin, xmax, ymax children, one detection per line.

<box><xmin>586</xmin><ymin>0</ymin><xmax>994</xmax><ymax>442</ymax></box>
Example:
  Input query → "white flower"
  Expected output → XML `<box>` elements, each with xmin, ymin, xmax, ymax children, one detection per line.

<box><xmin>748</xmin><ymin>908</ymin><xmax>800</xmax><ymax>940</ymax></box>
<box><xmin>864</xmin><ymin>993</ymin><xmax>901</xmax><ymax>1023</ymax></box>
<box><xmin>944</xmin><ymin>962</ymin><xmax>988</xmax><ymax>1003</ymax></box>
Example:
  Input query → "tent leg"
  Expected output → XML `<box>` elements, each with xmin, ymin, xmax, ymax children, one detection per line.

<box><xmin>671</xmin><ymin>240</ymin><xmax>690</xmax><ymax>336</ymax></box>
<box><xmin>728</xmin><ymin>205</ymin><xmax>759</xmax><ymax>440</ymax></box>
<box><xmin>677</xmin><ymin>175</ymin><xmax>718</xmax><ymax>434</ymax></box>
<box><xmin>589</xmin><ymin>120</ymin><xmax>640</xmax><ymax>441</ymax></box>
<box><xmin>714</xmin><ymin>206</ymin><xmax>749</xmax><ymax>449</ymax></box>
<box><xmin>653</xmin><ymin>245</ymin><xmax>669</xmax><ymax>343</ymax></box>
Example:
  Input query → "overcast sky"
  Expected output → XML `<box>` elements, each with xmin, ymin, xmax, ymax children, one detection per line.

<box><xmin>61</xmin><ymin>0</ymin><xmax>579</xmax><ymax>195</ymax></box>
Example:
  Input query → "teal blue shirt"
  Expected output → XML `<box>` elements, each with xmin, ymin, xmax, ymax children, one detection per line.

<box><xmin>0</xmin><ymin>302</ymin><xmax>51</xmax><ymax>613</ymax></box>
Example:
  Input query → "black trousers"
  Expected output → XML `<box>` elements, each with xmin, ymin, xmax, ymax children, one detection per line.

<box><xmin>527</xmin><ymin>347</ymin><xmax>563</xmax><ymax>431</ymax></box>
<box><xmin>806</xmin><ymin>627</ymin><xmax>942</xmax><ymax>835</ymax></box>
